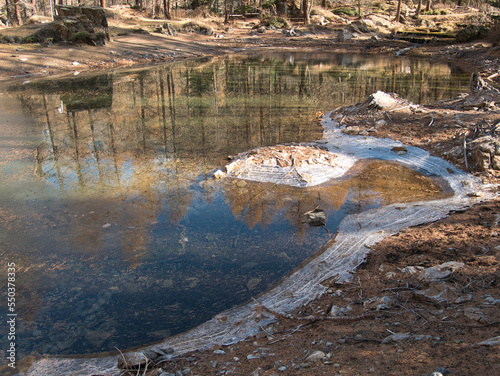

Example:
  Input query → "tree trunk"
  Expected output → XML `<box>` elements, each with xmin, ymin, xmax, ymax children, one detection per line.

<box><xmin>100</xmin><ymin>0</ymin><xmax>105</xmax><ymax>8</ymax></box>
<box><xmin>416</xmin><ymin>0</ymin><xmax>422</xmax><ymax>18</ymax></box>
<box><xmin>163</xmin><ymin>0</ymin><xmax>171</xmax><ymax>19</ymax></box>
<box><xmin>14</xmin><ymin>0</ymin><xmax>22</xmax><ymax>25</ymax></box>
<box><xmin>302</xmin><ymin>0</ymin><xmax>310</xmax><ymax>25</ymax></box>
<box><xmin>425</xmin><ymin>0</ymin><xmax>431</xmax><ymax>12</ymax></box>
<box><xmin>395</xmin><ymin>0</ymin><xmax>402</xmax><ymax>23</ymax></box>
<box><xmin>224</xmin><ymin>0</ymin><xmax>228</xmax><ymax>24</ymax></box>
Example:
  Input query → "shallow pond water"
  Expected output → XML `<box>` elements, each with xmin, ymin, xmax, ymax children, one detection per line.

<box><xmin>0</xmin><ymin>51</ymin><xmax>466</xmax><ymax>360</ymax></box>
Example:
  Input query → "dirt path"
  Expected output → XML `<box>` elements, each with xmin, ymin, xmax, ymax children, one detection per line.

<box><xmin>0</xmin><ymin>32</ymin><xmax>227</xmax><ymax>79</ymax></box>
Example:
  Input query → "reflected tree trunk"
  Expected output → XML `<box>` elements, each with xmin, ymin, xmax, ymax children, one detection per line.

<box><xmin>109</xmin><ymin>115</ymin><xmax>124</xmax><ymax>195</ymax></box>
<box><xmin>42</xmin><ymin>95</ymin><xmax>64</xmax><ymax>190</ymax></box>
<box><xmin>139</xmin><ymin>76</ymin><xmax>148</xmax><ymax>152</ymax></box>
<box><xmin>159</xmin><ymin>70</ymin><xmax>170</xmax><ymax>156</ymax></box>
<box><xmin>166</xmin><ymin>67</ymin><xmax>177</xmax><ymax>153</ymax></box>
<box><xmin>68</xmin><ymin>111</ymin><xmax>84</xmax><ymax>187</ymax></box>
<box><xmin>88</xmin><ymin>109</ymin><xmax>104</xmax><ymax>185</ymax></box>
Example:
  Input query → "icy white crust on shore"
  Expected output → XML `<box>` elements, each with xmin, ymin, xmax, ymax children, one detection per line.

<box><xmin>225</xmin><ymin>144</ymin><xmax>357</xmax><ymax>187</ymax></box>
<box><xmin>27</xmin><ymin>112</ymin><xmax>496</xmax><ymax>376</ymax></box>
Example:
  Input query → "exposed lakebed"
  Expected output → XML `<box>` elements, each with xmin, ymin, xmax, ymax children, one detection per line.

<box><xmin>0</xmin><ymin>51</ymin><xmax>468</xmax><ymax>360</ymax></box>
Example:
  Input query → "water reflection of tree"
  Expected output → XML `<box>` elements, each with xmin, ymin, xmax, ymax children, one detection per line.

<box><xmin>223</xmin><ymin>161</ymin><xmax>446</xmax><ymax>240</ymax></box>
<box><xmin>14</xmin><ymin>54</ymin><xmax>459</xmax><ymax>263</ymax></box>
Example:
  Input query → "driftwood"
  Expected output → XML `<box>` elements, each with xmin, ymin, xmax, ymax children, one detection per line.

<box><xmin>470</xmin><ymin>72</ymin><xmax>500</xmax><ymax>94</ymax></box>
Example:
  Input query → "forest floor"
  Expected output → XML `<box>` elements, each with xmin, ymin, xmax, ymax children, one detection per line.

<box><xmin>1</xmin><ymin>5</ymin><xmax>500</xmax><ymax>376</ymax></box>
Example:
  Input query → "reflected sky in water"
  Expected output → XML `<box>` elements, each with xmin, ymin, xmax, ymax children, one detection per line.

<box><xmin>0</xmin><ymin>52</ymin><xmax>465</xmax><ymax>359</ymax></box>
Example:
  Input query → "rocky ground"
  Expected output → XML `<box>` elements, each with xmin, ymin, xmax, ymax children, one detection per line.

<box><xmin>1</xmin><ymin>5</ymin><xmax>499</xmax><ymax>376</ymax></box>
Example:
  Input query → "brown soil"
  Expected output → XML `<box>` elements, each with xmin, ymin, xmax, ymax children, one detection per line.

<box><xmin>1</xmin><ymin>6</ymin><xmax>499</xmax><ymax>376</ymax></box>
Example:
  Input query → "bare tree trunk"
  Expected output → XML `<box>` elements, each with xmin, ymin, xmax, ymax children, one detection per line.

<box><xmin>163</xmin><ymin>0</ymin><xmax>171</xmax><ymax>19</ymax></box>
<box><xmin>224</xmin><ymin>0</ymin><xmax>228</xmax><ymax>24</ymax></box>
<box><xmin>425</xmin><ymin>0</ymin><xmax>431</xmax><ymax>12</ymax></box>
<box><xmin>395</xmin><ymin>0</ymin><xmax>402</xmax><ymax>22</ymax></box>
<box><xmin>302</xmin><ymin>0</ymin><xmax>310</xmax><ymax>25</ymax></box>
<box><xmin>100</xmin><ymin>0</ymin><xmax>106</xmax><ymax>8</ymax></box>
<box><xmin>416</xmin><ymin>0</ymin><xmax>422</xmax><ymax>18</ymax></box>
<box><xmin>14</xmin><ymin>0</ymin><xmax>22</xmax><ymax>25</ymax></box>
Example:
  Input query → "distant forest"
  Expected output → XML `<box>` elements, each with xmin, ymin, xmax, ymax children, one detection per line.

<box><xmin>0</xmin><ymin>0</ymin><xmax>497</xmax><ymax>28</ymax></box>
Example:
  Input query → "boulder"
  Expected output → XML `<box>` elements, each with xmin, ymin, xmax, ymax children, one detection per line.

<box><xmin>469</xmin><ymin>136</ymin><xmax>500</xmax><ymax>171</ymax></box>
<box><xmin>34</xmin><ymin>5</ymin><xmax>109</xmax><ymax>45</ymax></box>
<box><xmin>338</xmin><ymin>28</ymin><xmax>353</xmax><ymax>42</ymax></box>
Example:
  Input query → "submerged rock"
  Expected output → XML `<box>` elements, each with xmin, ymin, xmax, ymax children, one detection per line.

<box><xmin>304</xmin><ymin>208</ymin><xmax>327</xmax><ymax>226</ymax></box>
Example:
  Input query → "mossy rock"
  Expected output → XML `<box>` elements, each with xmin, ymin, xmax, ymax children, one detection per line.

<box><xmin>332</xmin><ymin>7</ymin><xmax>358</xmax><ymax>17</ymax></box>
<box><xmin>456</xmin><ymin>25</ymin><xmax>488</xmax><ymax>43</ymax></box>
<box><xmin>260</xmin><ymin>16</ymin><xmax>290</xmax><ymax>29</ymax></box>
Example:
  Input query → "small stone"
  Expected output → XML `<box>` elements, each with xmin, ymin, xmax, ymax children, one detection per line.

<box><xmin>305</xmin><ymin>208</ymin><xmax>326</xmax><ymax>226</ymax></box>
<box><xmin>475</xmin><ymin>336</ymin><xmax>500</xmax><ymax>347</ymax></box>
<box><xmin>418</xmin><ymin>262</ymin><xmax>465</xmax><ymax>282</ymax></box>
<box><xmin>401</xmin><ymin>266</ymin><xmax>419</xmax><ymax>274</ymax></box>
<box><xmin>413</xmin><ymin>282</ymin><xmax>459</xmax><ymax>304</ymax></box>
<box><xmin>278</xmin><ymin>366</ymin><xmax>287</xmax><ymax>371</ymax></box>
<box><xmin>247</xmin><ymin>354</ymin><xmax>260</xmax><ymax>360</ymax></box>
<box><xmin>431</xmin><ymin>367</ymin><xmax>452</xmax><ymax>376</ymax></box>
<box><xmin>391</xmin><ymin>146</ymin><xmax>408</xmax><ymax>155</ymax></box>
<box><xmin>467</xmin><ymin>191</ymin><xmax>483</xmax><ymax>197</ymax></box>
<box><xmin>102</xmin><ymin>223</ymin><xmax>112</xmax><ymax>228</ymax></box>
<box><xmin>214</xmin><ymin>349</ymin><xmax>226</xmax><ymax>354</ymax></box>
<box><xmin>213</xmin><ymin>169</ymin><xmax>225</xmax><ymax>179</ymax></box>
<box><xmin>382</xmin><ymin>332</ymin><xmax>412</xmax><ymax>344</ymax></box>
<box><xmin>463</xmin><ymin>307</ymin><xmax>489</xmax><ymax>323</ymax></box>
<box><xmin>236</xmin><ymin>179</ymin><xmax>247</xmax><ymax>188</ymax></box>
<box><xmin>117</xmin><ymin>352</ymin><xmax>149</xmax><ymax>369</ymax></box>
<box><xmin>306</xmin><ymin>350</ymin><xmax>326</xmax><ymax>362</ymax></box>
<box><xmin>342</xmin><ymin>125</ymin><xmax>360</xmax><ymax>135</ymax></box>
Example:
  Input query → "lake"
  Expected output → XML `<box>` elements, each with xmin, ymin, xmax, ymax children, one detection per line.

<box><xmin>0</xmin><ymin>51</ymin><xmax>467</xmax><ymax>359</ymax></box>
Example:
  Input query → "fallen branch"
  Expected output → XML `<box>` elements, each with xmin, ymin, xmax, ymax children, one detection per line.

<box><xmin>252</xmin><ymin>297</ymin><xmax>377</xmax><ymax>322</ymax></box>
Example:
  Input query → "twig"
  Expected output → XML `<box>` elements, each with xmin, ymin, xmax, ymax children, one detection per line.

<box><xmin>259</xmin><ymin>323</ymin><xmax>275</xmax><ymax>338</ymax></box>
<box><xmin>487</xmin><ymin>72</ymin><xmax>499</xmax><ymax>80</ymax></box>
<box><xmin>347</xmin><ymin>337</ymin><xmax>383</xmax><ymax>344</ymax></box>
<box><xmin>427</xmin><ymin>116</ymin><xmax>434</xmax><ymax>127</ymax></box>
<box><xmin>463</xmin><ymin>133</ymin><xmax>469</xmax><ymax>171</ymax></box>
<box><xmin>251</xmin><ymin>297</ymin><xmax>377</xmax><ymax>322</ymax></box>
<box><xmin>381</xmin><ymin>285</ymin><xmax>421</xmax><ymax>292</ymax></box>
<box><xmin>295</xmin><ymin>350</ymin><xmax>310</xmax><ymax>361</ymax></box>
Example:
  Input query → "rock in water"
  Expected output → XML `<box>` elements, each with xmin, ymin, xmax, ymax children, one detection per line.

<box><xmin>305</xmin><ymin>208</ymin><xmax>326</xmax><ymax>226</ymax></box>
